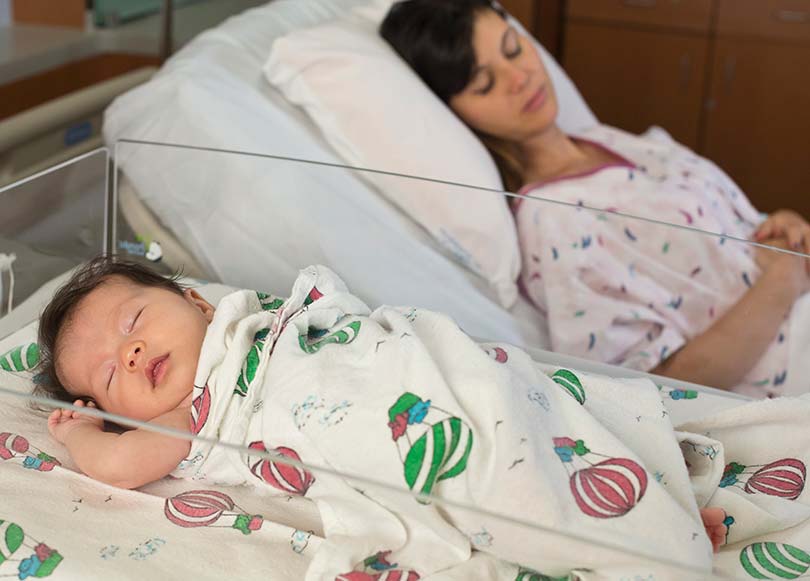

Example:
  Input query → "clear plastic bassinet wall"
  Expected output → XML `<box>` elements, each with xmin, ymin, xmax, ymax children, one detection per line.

<box><xmin>1</xmin><ymin>144</ymin><xmax>810</xmax><ymax>580</ymax></box>
<box><xmin>0</xmin><ymin>148</ymin><xmax>109</xmax><ymax>338</ymax></box>
<box><xmin>111</xmin><ymin>139</ymin><xmax>810</xmax><ymax>399</ymax></box>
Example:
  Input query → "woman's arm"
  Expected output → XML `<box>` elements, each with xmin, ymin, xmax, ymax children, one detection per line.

<box><xmin>50</xmin><ymin>402</ymin><xmax>191</xmax><ymax>489</ymax></box>
<box><xmin>651</xmin><ymin>239</ymin><xmax>809</xmax><ymax>390</ymax></box>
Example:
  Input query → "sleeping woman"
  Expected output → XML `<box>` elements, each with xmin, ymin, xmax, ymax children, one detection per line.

<box><xmin>380</xmin><ymin>0</ymin><xmax>810</xmax><ymax>397</ymax></box>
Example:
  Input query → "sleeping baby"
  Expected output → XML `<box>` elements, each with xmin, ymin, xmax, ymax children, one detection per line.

<box><xmin>39</xmin><ymin>257</ymin><xmax>730</xmax><ymax>579</ymax></box>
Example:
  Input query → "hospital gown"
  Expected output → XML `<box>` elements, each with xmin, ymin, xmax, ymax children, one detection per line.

<box><xmin>513</xmin><ymin>124</ymin><xmax>790</xmax><ymax>397</ymax></box>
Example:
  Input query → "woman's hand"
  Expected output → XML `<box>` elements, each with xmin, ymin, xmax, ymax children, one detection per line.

<box><xmin>754</xmin><ymin>236</ymin><xmax>810</xmax><ymax>300</ymax></box>
<box><xmin>48</xmin><ymin>399</ymin><xmax>104</xmax><ymax>444</ymax></box>
<box><xmin>753</xmin><ymin>209</ymin><xmax>810</xmax><ymax>254</ymax></box>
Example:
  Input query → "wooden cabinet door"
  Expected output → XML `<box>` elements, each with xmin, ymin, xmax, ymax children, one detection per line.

<box><xmin>703</xmin><ymin>39</ymin><xmax>810</xmax><ymax>216</ymax></box>
<box><xmin>564</xmin><ymin>22</ymin><xmax>708</xmax><ymax>148</ymax></box>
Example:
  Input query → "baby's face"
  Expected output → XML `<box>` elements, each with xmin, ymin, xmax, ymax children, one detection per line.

<box><xmin>56</xmin><ymin>277</ymin><xmax>214</xmax><ymax>421</ymax></box>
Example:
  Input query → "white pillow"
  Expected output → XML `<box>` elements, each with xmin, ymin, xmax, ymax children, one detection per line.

<box><xmin>265</xmin><ymin>10</ymin><xmax>522</xmax><ymax>308</ymax></box>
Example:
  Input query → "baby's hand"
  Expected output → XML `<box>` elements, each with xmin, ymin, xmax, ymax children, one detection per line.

<box><xmin>48</xmin><ymin>400</ymin><xmax>104</xmax><ymax>444</ymax></box>
<box><xmin>700</xmin><ymin>507</ymin><xmax>728</xmax><ymax>553</ymax></box>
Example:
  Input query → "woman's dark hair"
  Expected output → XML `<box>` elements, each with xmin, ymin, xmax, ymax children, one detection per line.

<box><xmin>381</xmin><ymin>0</ymin><xmax>524</xmax><ymax>192</ymax></box>
<box><xmin>34</xmin><ymin>255</ymin><xmax>185</xmax><ymax>406</ymax></box>
<box><xmin>380</xmin><ymin>0</ymin><xmax>503</xmax><ymax>104</ymax></box>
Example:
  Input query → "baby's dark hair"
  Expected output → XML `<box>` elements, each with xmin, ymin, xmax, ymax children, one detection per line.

<box><xmin>34</xmin><ymin>255</ymin><xmax>185</xmax><ymax>405</ymax></box>
<box><xmin>380</xmin><ymin>0</ymin><xmax>504</xmax><ymax>103</ymax></box>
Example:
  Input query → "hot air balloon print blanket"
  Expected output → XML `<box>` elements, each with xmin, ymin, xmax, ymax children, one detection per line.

<box><xmin>169</xmin><ymin>265</ymin><xmax>731</xmax><ymax>580</ymax></box>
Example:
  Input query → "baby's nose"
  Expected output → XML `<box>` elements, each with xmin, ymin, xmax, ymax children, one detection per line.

<box><xmin>122</xmin><ymin>340</ymin><xmax>146</xmax><ymax>371</ymax></box>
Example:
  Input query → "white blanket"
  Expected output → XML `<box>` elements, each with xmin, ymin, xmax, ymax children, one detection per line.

<box><xmin>176</xmin><ymin>266</ymin><xmax>722</xmax><ymax>579</ymax></box>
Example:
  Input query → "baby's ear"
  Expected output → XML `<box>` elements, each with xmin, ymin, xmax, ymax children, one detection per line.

<box><xmin>184</xmin><ymin>289</ymin><xmax>215</xmax><ymax>322</ymax></box>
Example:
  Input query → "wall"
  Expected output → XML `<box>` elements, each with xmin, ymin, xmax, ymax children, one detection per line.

<box><xmin>0</xmin><ymin>0</ymin><xmax>11</xmax><ymax>26</ymax></box>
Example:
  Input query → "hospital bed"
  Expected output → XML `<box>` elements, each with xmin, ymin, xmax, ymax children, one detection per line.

<box><xmin>1</xmin><ymin>0</ymin><xmax>805</xmax><ymax>578</ymax></box>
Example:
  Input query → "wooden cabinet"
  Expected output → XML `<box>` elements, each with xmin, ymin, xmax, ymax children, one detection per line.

<box><xmin>565</xmin><ymin>22</ymin><xmax>708</xmax><ymax>148</ymax></box>
<box><xmin>705</xmin><ymin>1</ymin><xmax>810</xmax><ymax>215</ymax></box>
<box><xmin>562</xmin><ymin>0</ymin><xmax>810</xmax><ymax>214</ymax></box>
<box><xmin>567</xmin><ymin>0</ymin><xmax>713</xmax><ymax>32</ymax></box>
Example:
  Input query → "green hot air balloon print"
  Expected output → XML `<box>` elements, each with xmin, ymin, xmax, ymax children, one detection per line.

<box><xmin>0</xmin><ymin>519</ymin><xmax>63</xmax><ymax>578</ymax></box>
<box><xmin>299</xmin><ymin>320</ymin><xmax>361</xmax><ymax>355</ymax></box>
<box><xmin>551</xmin><ymin>369</ymin><xmax>586</xmax><ymax>405</ymax></box>
<box><xmin>740</xmin><ymin>542</ymin><xmax>810</xmax><ymax>579</ymax></box>
<box><xmin>234</xmin><ymin>329</ymin><xmax>270</xmax><ymax>397</ymax></box>
<box><xmin>0</xmin><ymin>343</ymin><xmax>39</xmax><ymax>373</ymax></box>
<box><xmin>256</xmin><ymin>292</ymin><xmax>284</xmax><ymax>312</ymax></box>
<box><xmin>515</xmin><ymin>568</ymin><xmax>569</xmax><ymax>581</ymax></box>
<box><xmin>388</xmin><ymin>392</ymin><xmax>473</xmax><ymax>500</ymax></box>
<box><xmin>0</xmin><ymin>520</ymin><xmax>23</xmax><ymax>566</ymax></box>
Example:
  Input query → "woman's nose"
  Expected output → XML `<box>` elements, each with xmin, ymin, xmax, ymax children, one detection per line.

<box><xmin>121</xmin><ymin>340</ymin><xmax>146</xmax><ymax>372</ymax></box>
<box><xmin>507</xmin><ymin>64</ymin><xmax>530</xmax><ymax>94</ymax></box>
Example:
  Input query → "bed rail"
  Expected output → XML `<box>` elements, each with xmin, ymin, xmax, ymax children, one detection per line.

<box><xmin>0</xmin><ymin>66</ymin><xmax>156</xmax><ymax>187</ymax></box>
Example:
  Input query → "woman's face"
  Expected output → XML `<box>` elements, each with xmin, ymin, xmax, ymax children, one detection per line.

<box><xmin>449</xmin><ymin>9</ymin><xmax>559</xmax><ymax>143</ymax></box>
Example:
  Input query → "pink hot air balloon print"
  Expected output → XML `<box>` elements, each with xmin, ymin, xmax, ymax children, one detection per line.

<box><xmin>335</xmin><ymin>571</ymin><xmax>420</xmax><ymax>581</ymax></box>
<box><xmin>190</xmin><ymin>385</ymin><xmax>211</xmax><ymax>435</ymax></box>
<box><xmin>0</xmin><ymin>432</ymin><xmax>29</xmax><ymax>460</ymax></box>
<box><xmin>165</xmin><ymin>490</ymin><xmax>236</xmax><ymax>528</ymax></box>
<box><xmin>248</xmin><ymin>441</ymin><xmax>315</xmax><ymax>496</ymax></box>
<box><xmin>746</xmin><ymin>458</ymin><xmax>806</xmax><ymax>500</ymax></box>
<box><xmin>570</xmin><ymin>457</ymin><xmax>648</xmax><ymax>519</ymax></box>
<box><xmin>165</xmin><ymin>490</ymin><xmax>263</xmax><ymax>534</ymax></box>
<box><xmin>304</xmin><ymin>286</ymin><xmax>323</xmax><ymax>306</ymax></box>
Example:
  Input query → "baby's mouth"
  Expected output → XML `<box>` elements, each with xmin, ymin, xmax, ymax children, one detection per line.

<box><xmin>145</xmin><ymin>354</ymin><xmax>169</xmax><ymax>387</ymax></box>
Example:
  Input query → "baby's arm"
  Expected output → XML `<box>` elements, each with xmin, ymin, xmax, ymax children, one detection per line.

<box><xmin>48</xmin><ymin>400</ymin><xmax>191</xmax><ymax>489</ymax></box>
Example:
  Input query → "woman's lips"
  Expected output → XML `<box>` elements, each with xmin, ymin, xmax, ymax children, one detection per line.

<box><xmin>146</xmin><ymin>354</ymin><xmax>169</xmax><ymax>387</ymax></box>
<box><xmin>523</xmin><ymin>85</ymin><xmax>547</xmax><ymax>113</ymax></box>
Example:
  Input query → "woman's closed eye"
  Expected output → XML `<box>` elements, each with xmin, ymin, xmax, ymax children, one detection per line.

<box><xmin>503</xmin><ymin>28</ymin><xmax>522</xmax><ymax>59</ymax></box>
<box><xmin>474</xmin><ymin>71</ymin><xmax>495</xmax><ymax>95</ymax></box>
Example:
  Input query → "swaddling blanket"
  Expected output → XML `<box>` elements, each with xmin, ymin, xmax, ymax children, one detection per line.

<box><xmin>173</xmin><ymin>266</ymin><xmax>714</xmax><ymax>579</ymax></box>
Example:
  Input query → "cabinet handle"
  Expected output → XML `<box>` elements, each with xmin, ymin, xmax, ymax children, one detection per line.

<box><xmin>774</xmin><ymin>9</ymin><xmax>809</xmax><ymax>23</ymax></box>
<box><xmin>623</xmin><ymin>0</ymin><xmax>657</xmax><ymax>7</ymax></box>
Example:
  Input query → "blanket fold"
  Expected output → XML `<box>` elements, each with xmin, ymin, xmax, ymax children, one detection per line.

<box><xmin>175</xmin><ymin>266</ymin><xmax>719</xmax><ymax>580</ymax></box>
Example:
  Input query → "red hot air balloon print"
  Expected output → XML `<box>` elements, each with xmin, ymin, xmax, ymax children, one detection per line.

<box><xmin>304</xmin><ymin>286</ymin><xmax>323</xmax><ymax>306</ymax></box>
<box><xmin>189</xmin><ymin>385</ymin><xmax>211</xmax><ymax>434</ymax></box>
<box><xmin>482</xmin><ymin>346</ymin><xmax>508</xmax><ymax>363</ymax></box>
<box><xmin>720</xmin><ymin>458</ymin><xmax>806</xmax><ymax>501</ymax></box>
<box><xmin>0</xmin><ymin>433</ymin><xmax>61</xmax><ymax>472</ymax></box>
<box><xmin>553</xmin><ymin>436</ymin><xmax>647</xmax><ymax>519</ymax></box>
<box><xmin>246</xmin><ymin>441</ymin><xmax>315</xmax><ymax>496</ymax></box>
<box><xmin>165</xmin><ymin>490</ymin><xmax>263</xmax><ymax>535</ymax></box>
